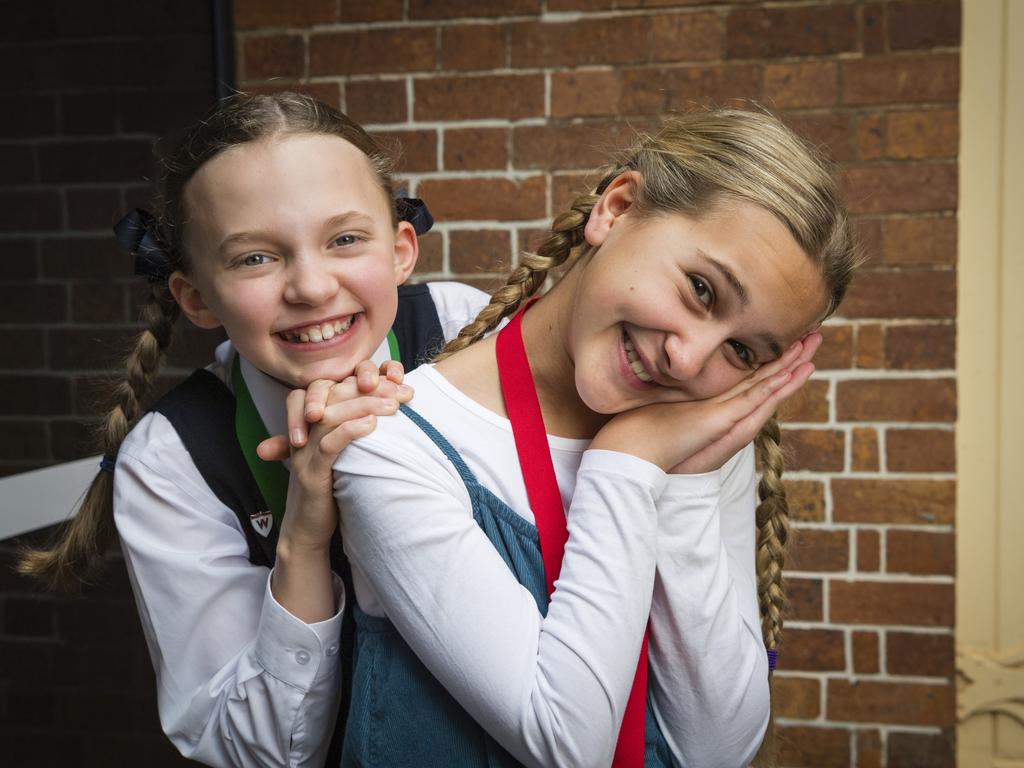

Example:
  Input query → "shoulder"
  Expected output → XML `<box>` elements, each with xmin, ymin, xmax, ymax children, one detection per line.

<box><xmin>424</xmin><ymin>281</ymin><xmax>490</xmax><ymax>328</ymax></box>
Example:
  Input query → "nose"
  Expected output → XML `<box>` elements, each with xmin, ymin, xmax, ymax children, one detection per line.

<box><xmin>664</xmin><ymin>329</ymin><xmax>719</xmax><ymax>382</ymax></box>
<box><xmin>282</xmin><ymin>252</ymin><xmax>338</xmax><ymax>306</ymax></box>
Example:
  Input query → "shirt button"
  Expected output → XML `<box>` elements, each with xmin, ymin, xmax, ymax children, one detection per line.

<box><xmin>326</xmin><ymin>643</ymin><xmax>339</xmax><ymax>657</ymax></box>
<box><xmin>295</xmin><ymin>650</ymin><xmax>311</xmax><ymax>665</ymax></box>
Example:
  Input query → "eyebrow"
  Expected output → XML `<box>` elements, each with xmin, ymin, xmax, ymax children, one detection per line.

<box><xmin>217</xmin><ymin>211</ymin><xmax>374</xmax><ymax>255</ymax></box>
<box><xmin>695</xmin><ymin>248</ymin><xmax>783</xmax><ymax>359</ymax></box>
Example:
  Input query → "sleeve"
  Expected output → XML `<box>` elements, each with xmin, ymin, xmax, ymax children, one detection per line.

<box><xmin>113</xmin><ymin>412</ymin><xmax>345</xmax><ymax>768</ymax></box>
<box><xmin>334</xmin><ymin>424</ymin><xmax>666</xmax><ymax>768</ymax></box>
<box><xmin>646</xmin><ymin>443</ymin><xmax>770</xmax><ymax>768</ymax></box>
<box><xmin>426</xmin><ymin>281</ymin><xmax>491</xmax><ymax>342</ymax></box>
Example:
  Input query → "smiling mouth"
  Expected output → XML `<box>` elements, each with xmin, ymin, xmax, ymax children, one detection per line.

<box><xmin>622</xmin><ymin>328</ymin><xmax>655</xmax><ymax>383</ymax></box>
<box><xmin>277</xmin><ymin>313</ymin><xmax>360</xmax><ymax>344</ymax></box>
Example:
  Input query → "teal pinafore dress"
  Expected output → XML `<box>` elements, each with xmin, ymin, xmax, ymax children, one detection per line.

<box><xmin>340</xmin><ymin>404</ymin><xmax>673</xmax><ymax>767</ymax></box>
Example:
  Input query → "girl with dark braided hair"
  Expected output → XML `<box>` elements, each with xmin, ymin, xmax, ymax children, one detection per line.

<box><xmin>314</xmin><ymin>109</ymin><xmax>860</xmax><ymax>767</ymax></box>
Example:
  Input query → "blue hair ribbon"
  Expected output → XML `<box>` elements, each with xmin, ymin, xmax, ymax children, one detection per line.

<box><xmin>114</xmin><ymin>208</ymin><xmax>170</xmax><ymax>281</ymax></box>
<box><xmin>396</xmin><ymin>197</ymin><xmax>434</xmax><ymax>236</ymax></box>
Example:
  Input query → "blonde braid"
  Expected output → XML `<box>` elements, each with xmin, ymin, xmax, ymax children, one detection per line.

<box><xmin>751</xmin><ymin>415</ymin><xmax>789</xmax><ymax>767</ymax></box>
<box><xmin>18</xmin><ymin>284</ymin><xmax>180</xmax><ymax>591</ymax></box>
<box><xmin>436</xmin><ymin>190</ymin><xmax>600</xmax><ymax>360</ymax></box>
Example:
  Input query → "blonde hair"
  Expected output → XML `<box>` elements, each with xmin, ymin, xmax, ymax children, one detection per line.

<box><xmin>19</xmin><ymin>92</ymin><xmax>397</xmax><ymax>591</ymax></box>
<box><xmin>439</xmin><ymin>108</ymin><xmax>860</xmax><ymax>766</ymax></box>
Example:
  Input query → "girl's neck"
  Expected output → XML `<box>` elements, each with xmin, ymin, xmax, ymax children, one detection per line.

<box><xmin>520</xmin><ymin>270</ymin><xmax>611</xmax><ymax>440</ymax></box>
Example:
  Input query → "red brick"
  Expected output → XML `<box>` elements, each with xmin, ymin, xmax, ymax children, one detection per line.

<box><xmin>774</xmin><ymin>676</ymin><xmax>819</xmax><ymax>719</ymax></box>
<box><xmin>887</xmin><ymin>428</ymin><xmax>954</xmax><ymax>472</ymax></box>
<box><xmin>778</xmin><ymin>379</ymin><xmax>829</xmax><ymax>423</ymax></box>
<box><xmin>885</xmin><ymin>324</ymin><xmax>955</xmax><ymax>370</ymax></box>
<box><xmin>417</xmin><ymin>176</ymin><xmax>546</xmax><ymax>221</ymax></box>
<box><xmin>887</xmin><ymin>529</ymin><xmax>954</xmax><ymax>576</ymax></box>
<box><xmin>66</xmin><ymin>188</ymin><xmax>122</xmax><ymax>231</ymax></box>
<box><xmin>38</xmin><ymin>139</ymin><xmax>155</xmax><ymax>184</ymax></box>
<box><xmin>887</xmin><ymin>632</ymin><xmax>954</xmax><ymax>678</ymax></box>
<box><xmin>619</xmin><ymin>64</ymin><xmax>762</xmax><ymax>116</ymax></box>
<box><xmin>551</xmin><ymin>171</ymin><xmax>598</xmax><ymax>215</ymax></box>
<box><xmin>786</xmin><ymin>577</ymin><xmax>823</xmax><ymax>622</ymax></box>
<box><xmin>0</xmin><ymin>328</ymin><xmax>46</xmax><ymax>369</ymax></box>
<box><xmin>852</xmin><ymin>427</ymin><xmax>880</xmax><ymax>471</ymax></box>
<box><xmin>0</xmin><ymin>284</ymin><xmax>67</xmax><ymax>323</ymax></box>
<box><xmin>853</xmin><ymin>218</ymin><xmax>884</xmax><ymax>268</ymax></box>
<box><xmin>815</xmin><ymin>324</ymin><xmax>853</xmax><ymax>370</ymax></box>
<box><xmin>788</xmin><ymin>528</ymin><xmax>848</xmax><ymax>573</ymax></box>
<box><xmin>856</xmin><ymin>112</ymin><xmax>885</xmax><ymax>160</ymax></box>
<box><xmin>784</xmin><ymin>480</ymin><xmax>825</xmax><ymax>523</ymax></box>
<box><xmin>245</xmin><ymin>81</ymin><xmax>342</xmax><ymax>111</ymax></box>
<box><xmin>857</xmin><ymin>729</ymin><xmax>883</xmax><ymax>768</ymax></box>
<box><xmin>765</xmin><ymin>61</ymin><xmax>838</xmax><ymax>108</ymax></box>
<box><xmin>781</xmin><ymin>628</ymin><xmax>845</xmax><ymax>671</ymax></box>
<box><xmin>841</xmin><ymin>270</ymin><xmax>955</xmax><ymax>319</ymax></box>
<box><xmin>510</xmin><ymin>17</ymin><xmax>652</xmax><ymax>68</ymax></box>
<box><xmin>843</xmin><ymin>163</ymin><xmax>957</xmax><ymax>215</ymax></box>
<box><xmin>444</xmin><ymin>127</ymin><xmax>507</xmax><ymax>171</ymax></box>
<box><xmin>833</xmin><ymin>479</ymin><xmax>954</xmax><ymax>525</ymax></box>
<box><xmin>851</xmin><ymin>325</ymin><xmax>884</xmax><ymax>370</ymax></box>
<box><xmin>72</xmin><ymin>282</ymin><xmax>129</xmax><ymax>323</ymax></box>
<box><xmin>415</xmin><ymin>74</ymin><xmax>544</xmax><ymax>121</ymax></box>
<box><xmin>551</xmin><ymin>71</ymin><xmax>620</xmax><ymax>118</ymax></box>
<box><xmin>726</xmin><ymin>5</ymin><xmax>857</xmax><ymax>59</ymax></box>
<box><xmin>513</xmin><ymin>122</ymin><xmax>635</xmax><ymax>172</ymax></box>
<box><xmin>371</xmin><ymin>130</ymin><xmax>437</xmax><ymax>173</ymax></box>
<box><xmin>782</xmin><ymin>429</ymin><xmax>845</xmax><ymax>472</ymax></box>
<box><xmin>340</xmin><ymin>0</ymin><xmax>403</xmax><ymax>22</ymax></box>
<box><xmin>345</xmin><ymin>80</ymin><xmax>406</xmax><ymax>125</ymax></box>
<box><xmin>883</xmin><ymin>215</ymin><xmax>957</xmax><ymax>266</ymax></box>
<box><xmin>831</xmin><ymin>580</ymin><xmax>953</xmax><ymax>626</ymax></box>
<box><xmin>50</xmin><ymin>328</ymin><xmax>137</xmax><ymax>371</ymax></box>
<box><xmin>887</xmin><ymin>731</ymin><xmax>955</xmax><ymax>768</ymax></box>
<box><xmin>0</xmin><ymin>421</ymin><xmax>48</xmax><ymax>461</ymax></box>
<box><xmin>42</xmin><ymin>237</ymin><xmax>124</xmax><ymax>280</ymax></box>
<box><xmin>776</xmin><ymin>725</ymin><xmax>850</xmax><ymax>768</ymax></box>
<box><xmin>235</xmin><ymin>0</ymin><xmax>335</xmax><ymax>29</ymax></box>
<box><xmin>837</xmin><ymin>378</ymin><xmax>956</xmax><ymax>422</ymax></box>
<box><xmin>843</xmin><ymin>54</ymin><xmax>959</xmax><ymax>105</ymax></box>
<box><xmin>440</xmin><ymin>24</ymin><xmax>505</xmax><ymax>71</ymax></box>
<box><xmin>857</xmin><ymin>529</ymin><xmax>881</xmax><ymax>572</ymax></box>
<box><xmin>0</xmin><ymin>376</ymin><xmax>73</xmax><ymax>415</ymax></box>
<box><xmin>415</xmin><ymin>232</ymin><xmax>443</xmax><ymax>274</ymax></box>
<box><xmin>408</xmin><ymin>0</ymin><xmax>540</xmax><ymax>18</ymax></box>
<box><xmin>853</xmin><ymin>630</ymin><xmax>880</xmax><ymax>673</ymax></box>
<box><xmin>863</xmin><ymin>4</ymin><xmax>887</xmax><ymax>54</ymax></box>
<box><xmin>828</xmin><ymin>679</ymin><xmax>954</xmax><ymax>726</ymax></box>
<box><xmin>310</xmin><ymin>29</ymin><xmax>436</xmax><ymax>76</ymax></box>
<box><xmin>887</xmin><ymin>109</ymin><xmax>958</xmax><ymax>159</ymax></box>
<box><xmin>548</xmin><ymin>0</ymin><xmax>702</xmax><ymax>7</ymax></box>
<box><xmin>450</xmin><ymin>230</ymin><xmax>512</xmax><ymax>274</ymax></box>
<box><xmin>242</xmin><ymin>34</ymin><xmax>304</xmax><ymax>81</ymax></box>
<box><xmin>888</xmin><ymin>1</ymin><xmax>960</xmax><ymax>51</ymax></box>
<box><xmin>650</xmin><ymin>13</ymin><xmax>722</xmax><ymax>62</ymax></box>
<box><xmin>782</xmin><ymin>112</ymin><xmax>855</xmax><ymax>163</ymax></box>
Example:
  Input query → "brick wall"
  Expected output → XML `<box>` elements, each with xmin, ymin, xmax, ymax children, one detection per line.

<box><xmin>235</xmin><ymin>2</ymin><xmax>960</xmax><ymax>767</ymax></box>
<box><xmin>0</xmin><ymin>2</ymin><xmax>222</xmax><ymax>764</ymax></box>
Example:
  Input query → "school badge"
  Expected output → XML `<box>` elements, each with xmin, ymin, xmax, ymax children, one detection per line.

<box><xmin>250</xmin><ymin>510</ymin><xmax>273</xmax><ymax>537</ymax></box>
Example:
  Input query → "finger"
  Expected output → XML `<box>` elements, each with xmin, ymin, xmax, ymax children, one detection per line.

<box><xmin>257</xmin><ymin>435</ymin><xmax>290</xmax><ymax>462</ymax></box>
<box><xmin>302</xmin><ymin>379</ymin><xmax>336</xmax><ymax>423</ymax></box>
<box><xmin>713</xmin><ymin>340</ymin><xmax>804</xmax><ymax>404</ymax></box>
<box><xmin>355</xmin><ymin>360</ymin><xmax>379</xmax><ymax>393</ymax></box>
<box><xmin>795</xmin><ymin>331</ymin><xmax>823</xmax><ymax>366</ymax></box>
<box><xmin>286</xmin><ymin>389</ymin><xmax>310</xmax><ymax>447</ymax></box>
<box><xmin>734</xmin><ymin>362</ymin><xmax>815</xmax><ymax>439</ymax></box>
<box><xmin>315</xmin><ymin>415</ymin><xmax>378</xmax><ymax>460</ymax></box>
<box><xmin>319</xmin><ymin>395</ymin><xmax>400</xmax><ymax>428</ymax></box>
<box><xmin>380</xmin><ymin>359</ymin><xmax>405</xmax><ymax>384</ymax></box>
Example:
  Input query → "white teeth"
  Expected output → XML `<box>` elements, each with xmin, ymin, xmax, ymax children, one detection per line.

<box><xmin>623</xmin><ymin>331</ymin><xmax>654</xmax><ymax>383</ymax></box>
<box><xmin>281</xmin><ymin>315</ymin><xmax>357</xmax><ymax>344</ymax></box>
<box><xmin>631</xmin><ymin>360</ymin><xmax>654</xmax><ymax>382</ymax></box>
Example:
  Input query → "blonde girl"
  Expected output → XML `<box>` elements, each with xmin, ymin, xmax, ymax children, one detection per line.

<box><xmin>19</xmin><ymin>92</ymin><xmax>489</xmax><ymax>768</ymax></box>
<box><xmin>322</xmin><ymin>109</ymin><xmax>858</xmax><ymax>767</ymax></box>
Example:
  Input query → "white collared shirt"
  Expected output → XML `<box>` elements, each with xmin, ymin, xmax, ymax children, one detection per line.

<box><xmin>113</xmin><ymin>282</ymin><xmax>489</xmax><ymax>768</ymax></box>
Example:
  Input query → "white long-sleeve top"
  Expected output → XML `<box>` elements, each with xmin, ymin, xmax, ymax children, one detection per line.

<box><xmin>333</xmin><ymin>364</ymin><xmax>769</xmax><ymax>768</ymax></box>
<box><xmin>113</xmin><ymin>282</ymin><xmax>489</xmax><ymax>768</ymax></box>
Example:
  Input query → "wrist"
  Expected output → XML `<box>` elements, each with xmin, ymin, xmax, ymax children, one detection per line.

<box><xmin>275</xmin><ymin>532</ymin><xmax>333</xmax><ymax>564</ymax></box>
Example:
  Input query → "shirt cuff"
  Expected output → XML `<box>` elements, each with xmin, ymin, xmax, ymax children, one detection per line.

<box><xmin>579</xmin><ymin>449</ymin><xmax>669</xmax><ymax>496</ymax></box>
<box><xmin>253</xmin><ymin>571</ymin><xmax>346</xmax><ymax>691</ymax></box>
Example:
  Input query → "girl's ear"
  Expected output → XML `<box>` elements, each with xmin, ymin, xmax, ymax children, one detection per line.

<box><xmin>168</xmin><ymin>271</ymin><xmax>222</xmax><ymax>330</ymax></box>
<box><xmin>392</xmin><ymin>220</ymin><xmax>419</xmax><ymax>285</ymax></box>
<box><xmin>584</xmin><ymin>170</ymin><xmax>640</xmax><ymax>248</ymax></box>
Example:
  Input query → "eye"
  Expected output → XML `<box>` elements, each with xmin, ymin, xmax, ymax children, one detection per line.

<box><xmin>240</xmin><ymin>252</ymin><xmax>271</xmax><ymax>267</ymax></box>
<box><xmin>727</xmin><ymin>339</ymin><xmax>756</xmax><ymax>369</ymax></box>
<box><xmin>689</xmin><ymin>274</ymin><xmax>714</xmax><ymax>308</ymax></box>
<box><xmin>333</xmin><ymin>233</ymin><xmax>361</xmax><ymax>247</ymax></box>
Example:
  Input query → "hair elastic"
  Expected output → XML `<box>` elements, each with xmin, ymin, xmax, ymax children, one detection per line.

<box><xmin>114</xmin><ymin>208</ymin><xmax>171</xmax><ymax>281</ymax></box>
<box><xmin>766</xmin><ymin>648</ymin><xmax>778</xmax><ymax>672</ymax></box>
<box><xmin>99</xmin><ymin>455</ymin><xmax>117</xmax><ymax>474</ymax></box>
<box><xmin>396</xmin><ymin>197</ymin><xmax>433</xmax><ymax>236</ymax></box>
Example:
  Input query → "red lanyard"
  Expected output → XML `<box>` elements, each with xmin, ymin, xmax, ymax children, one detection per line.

<box><xmin>495</xmin><ymin>302</ymin><xmax>649</xmax><ymax>767</ymax></box>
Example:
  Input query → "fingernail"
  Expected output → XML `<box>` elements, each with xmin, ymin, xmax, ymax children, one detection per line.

<box><xmin>398</xmin><ymin>384</ymin><xmax>413</xmax><ymax>396</ymax></box>
<box><xmin>381</xmin><ymin>398</ymin><xmax>398</xmax><ymax>409</ymax></box>
<box><xmin>291</xmin><ymin>429</ymin><xmax>304</xmax><ymax>444</ymax></box>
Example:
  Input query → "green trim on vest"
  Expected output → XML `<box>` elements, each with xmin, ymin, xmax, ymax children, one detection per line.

<box><xmin>387</xmin><ymin>328</ymin><xmax>400</xmax><ymax>364</ymax></box>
